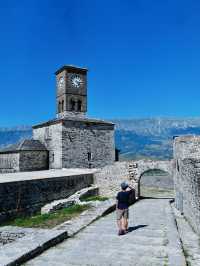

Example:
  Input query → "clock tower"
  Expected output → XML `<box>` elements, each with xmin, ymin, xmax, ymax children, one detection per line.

<box><xmin>55</xmin><ymin>65</ymin><xmax>88</xmax><ymax>118</ymax></box>
<box><xmin>32</xmin><ymin>64</ymin><xmax>115</xmax><ymax>170</ymax></box>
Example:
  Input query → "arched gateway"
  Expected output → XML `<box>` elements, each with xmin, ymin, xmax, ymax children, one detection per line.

<box><xmin>128</xmin><ymin>160</ymin><xmax>173</xmax><ymax>198</ymax></box>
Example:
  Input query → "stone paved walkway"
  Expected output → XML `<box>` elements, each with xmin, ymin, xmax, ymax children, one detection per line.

<box><xmin>25</xmin><ymin>199</ymin><xmax>180</xmax><ymax>266</ymax></box>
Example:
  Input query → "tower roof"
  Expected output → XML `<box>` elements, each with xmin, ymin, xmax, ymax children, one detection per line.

<box><xmin>55</xmin><ymin>65</ymin><xmax>88</xmax><ymax>75</ymax></box>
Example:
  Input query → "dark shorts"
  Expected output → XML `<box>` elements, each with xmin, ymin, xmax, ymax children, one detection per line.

<box><xmin>116</xmin><ymin>208</ymin><xmax>129</xmax><ymax>220</ymax></box>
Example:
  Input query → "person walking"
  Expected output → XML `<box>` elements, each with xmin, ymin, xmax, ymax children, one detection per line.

<box><xmin>116</xmin><ymin>182</ymin><xmax>134</xmax><ymax>235</ymax></box>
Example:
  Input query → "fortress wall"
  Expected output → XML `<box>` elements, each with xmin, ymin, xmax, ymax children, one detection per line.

<box><xmin>0</xmin><ymin>172</ymin><xmax>93</xmax><ymax>223</ymax></box>
<box><xmin>94</xmin><ymin>160</ymin><xmax>173</xmax><ymax>198</ymax></box>
<box><xmin>174</xmin><ymin>136</ymin><xmax>200</xmax><ymax>234</ymax></box>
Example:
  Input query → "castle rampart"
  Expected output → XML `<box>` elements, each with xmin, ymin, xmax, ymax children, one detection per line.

<box><xmin>174</xmin><ymin>135</ymin><xmax>200</xmax><ymax>234</ymax></box>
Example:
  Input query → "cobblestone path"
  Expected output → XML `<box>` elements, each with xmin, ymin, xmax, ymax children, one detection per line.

<box><xmin>25</xmin><ymin>199</ymin><xmax>176</xmax><ymax>266</ymax></box>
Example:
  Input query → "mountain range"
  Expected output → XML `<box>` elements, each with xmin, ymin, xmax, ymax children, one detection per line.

<box><xmin>0</xmin><ymin>126</ymin><xmax>32</xmax><ymax>149</ymax></box>
<box><xmin>1</xmin><ymin>118</ymin><xmax>200</xmax><ymax>160</ymax></box>
<box><xmin>113</xmin><ymin>118</ymin><xmax>200</xmax><ymax>160</ymax></box>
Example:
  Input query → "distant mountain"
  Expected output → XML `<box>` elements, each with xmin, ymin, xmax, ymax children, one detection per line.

<box><xmin>112</xmin><ymin>118</ymin><xmax>200</xmax><ymax>160</ymax></box>
<box><xmin>0</xmin><ymin>126</ymin><xmax>32</xmax><ymax>148</ymax></box>
<box><xmin>1</xmin><ymin>118</ymin><xmax>200</xmax><ymax>160</ymax></box>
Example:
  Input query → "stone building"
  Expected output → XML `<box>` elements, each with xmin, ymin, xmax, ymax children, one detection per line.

<box><xmin>0</xmin><ymin>65</ymin><xmax>115</xmax><ymax>172</ymax></box>
<box><xmin>0</xmin><ymin>139</ymin><xmax>48</xmax><ymax>173</ymax></box>
<box><xmin>173</xmin><ymin>135</ymin><xmax>200</xmax><ymax>234</ymax></box>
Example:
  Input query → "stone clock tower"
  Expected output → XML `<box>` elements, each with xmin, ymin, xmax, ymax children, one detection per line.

<box><xmin>55</xmin><ymin>65</ymin><xmax>87</xmax><ymax>118</ymax></box>
<box><xmin>32</xmin><ymin>65</ymin><xmax>115</xmax><ymax>170</ymax></box>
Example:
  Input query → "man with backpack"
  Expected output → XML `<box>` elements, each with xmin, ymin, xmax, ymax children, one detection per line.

<box><xmin>116</xmin><ymin>182</ymin><xmax>134</xmax><ymax>235</ymax></box>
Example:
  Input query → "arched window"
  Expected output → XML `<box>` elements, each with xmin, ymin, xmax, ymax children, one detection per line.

<box><xmin>77</xmin><ymin>100</ymin><xmax>82</xmax><ymax>112</ymax></box>
<box><xmin>70</xmin><ymin>99</ymin><xmax>76</xmax><ymax>111</ymax></box>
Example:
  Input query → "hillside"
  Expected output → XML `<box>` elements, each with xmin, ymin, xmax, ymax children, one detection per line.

<box><xmin>0</xmin><ymin>126</ymin><xmax>32</xmax><ymax>148</ymax></box>
<box><xmin>112</xmin><ymin>118</ymin><xmax>200</xmax><ymax>160</ymax></box>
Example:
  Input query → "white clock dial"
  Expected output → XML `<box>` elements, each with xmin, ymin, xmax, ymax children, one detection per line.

<box><xmin>58</xmin><ymin>77</ymin><xmax>64</xmax><ymax>88</ymax></box>
<box><xmin>71</xmin><ymin>74</ymin><xmax>82</xmax><ymax>88</ymax></box>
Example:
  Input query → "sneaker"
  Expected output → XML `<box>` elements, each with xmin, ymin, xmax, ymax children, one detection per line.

<box><xmin>118</xmin><ymin>230</ymin><xmax>125</xmax><ymax>236</ymax></box>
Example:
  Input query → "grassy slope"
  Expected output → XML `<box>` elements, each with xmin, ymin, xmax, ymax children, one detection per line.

<box><xmin>3</xmin><ymin>204</ymin><xmax>90</xmax><ymax>229</ymax></box>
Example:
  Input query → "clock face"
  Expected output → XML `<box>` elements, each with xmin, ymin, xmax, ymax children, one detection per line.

<box><xmin>71</xmin><ymin>74</ymin><xmax>82</xmax><ymax>88</ymax></box>
<box><xmin>58</xmin><ymin>77</ymin><xmax>64</xmax><ymax>88</ymax></box>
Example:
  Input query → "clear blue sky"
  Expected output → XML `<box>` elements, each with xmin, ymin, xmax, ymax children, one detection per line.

<box><xmin>1</xmin><ymin>0</ymin><xmax>200</xmax><ymax>126</ymax></box>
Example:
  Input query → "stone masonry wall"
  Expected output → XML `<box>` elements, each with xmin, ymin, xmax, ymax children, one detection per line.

<box><xmin>94</xmin><ymin>162</ymin><xmax>131</xmax><ymax>197</ymax></box>
<box><xmin>33</xmin><ymin>123</ymin><xmax>62</xmax><ymax>169</ymax></box>
<box><xmin>19</xmin><ymin>151</ymin><xmax>48</xmax><ymax>172</ymax></box>
<box><xmin>62</xmin><ymin>121</ymin><xmax>115</xmax><ymax>169</ymax></box>
<box><xmin>174</xmin><ymin>136</ymin><xmax>200</xmax><ymax>234</ymax></box>
<box><xmin>0</xmin><ymin>173</ymin><xmax>93</xmax><ymax>223</ymax></box>
<box><xmin>0</xmin><ymin>153</ymin><xmax>19</xmax><ymax>173</ymax></box>
<box><xmin>94</xmin><ymin>160</ymin><xmax>173</xmax><ymax>198</ymax></box>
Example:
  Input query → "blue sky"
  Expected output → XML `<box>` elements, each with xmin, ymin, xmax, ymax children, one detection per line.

<box><xmin>1</xmin><ymin>0</ymin><xmax>200</xmax><ymax>126</ymax></box>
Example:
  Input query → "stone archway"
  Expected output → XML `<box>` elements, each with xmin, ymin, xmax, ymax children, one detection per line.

<box><xmin>139</xmin><ymin>168</ymin><xmax>174</xmax><ymax>198</ymax></box>
<box><xmin>128</xmin><ymin>160</ymin><xmax>173</xmax><ymax>198</ymax></box>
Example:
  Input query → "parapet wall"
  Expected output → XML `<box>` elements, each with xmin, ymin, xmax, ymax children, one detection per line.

<box><xmin>174</xmin><ymin>136</ymin><xmax>200</xmax><ymax>234</ymax></box>
<box><xmin>0</xmin><ymin>172</ymin><xmax>93</xmax><ymax>223</ymax></box>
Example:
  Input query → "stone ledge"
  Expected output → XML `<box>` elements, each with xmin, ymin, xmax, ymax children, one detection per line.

<box><xmin>172</xmin><ymin>204</ymin><xmax>200</xmax><ymax>266</ymax></box>
<box><xmin>0</xmin><ymin>169</ymin><xmax>96</xmax><ymax>183</ymax></box>
<box><xmin>0</xmin><ymin>199</ymin><xmax>115</xmax><ymax>266</ymax></box>
<box><xmin>166</xmin><ymin>201</ymin><xmax>187</xmax><ymax>266</ymax></box>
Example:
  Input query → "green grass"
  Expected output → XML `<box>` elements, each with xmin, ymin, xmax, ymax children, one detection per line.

<box><xmin>80</xmin><ymin>195</ymin><xmax>109</xmax><ymax>202</ymax></box>
<box><xmin>4</xmin><ymin>204</ymin><xmax>90</xmax><ymax>229</ymax></box>
<box><xmin>163</xmin><ymin>261</ymin><xmax>168</xmax><ymax>266</ymax></box>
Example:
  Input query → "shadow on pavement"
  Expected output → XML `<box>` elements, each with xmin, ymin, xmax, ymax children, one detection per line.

<box><xmin>128</xmin><ymin>224</ymin><xmax>148</xmax><ymax>232</ymax></box>
<box><xmin>140</xmin><ymin>196</ymin><xmax>174</xmax><ymax>200</ymax></box>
